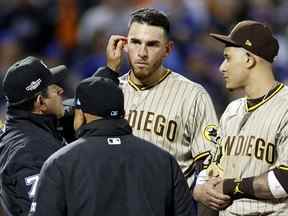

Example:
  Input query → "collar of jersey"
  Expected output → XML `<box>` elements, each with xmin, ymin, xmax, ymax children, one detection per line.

<box><xmin>128</xmin><ymin>68</ymin><xmax>171</xmax><ymax>91</ymax></box>
<box><xmin>245</xmin><ymin>83</ymin><xmax>284</xmax><ymax>112</ymax></box>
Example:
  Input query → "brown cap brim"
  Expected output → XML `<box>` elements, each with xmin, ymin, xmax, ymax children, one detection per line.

<box><xmin>209</xmin><ymin>33</ymin><xmax>239</xmax><ymax>47</ymax></box>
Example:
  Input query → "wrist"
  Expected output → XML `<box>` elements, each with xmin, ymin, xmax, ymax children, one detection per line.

<box><xmin>107</xmin><ymin>63</ymin><xmax>120</xmax><ymax>72</ymax></box>
<box><xmin>223</xmin><ymin>177</ymin><xmax>256</xmax><ymax>200</ymax></box>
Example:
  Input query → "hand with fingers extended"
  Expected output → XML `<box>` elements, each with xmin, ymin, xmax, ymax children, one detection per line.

<box><xmin>106</xmin><ymin>35</ymin><xmax>127</xmax><ymax>72</ymax></box>
<box><xmin>193</xmin><ymin>177</ymin><xmax>232</xmax><ymax>211</ymax></box>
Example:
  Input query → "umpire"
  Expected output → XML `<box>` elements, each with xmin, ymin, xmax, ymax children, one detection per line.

<box><xmin>30</xmin><ymin>76</ymin><xmax>194</xmax><ymax>216</ymax></box>
<box><xmin>0</xmin><ymin>56</ymin><xmax>67</xmax><ymax>215</ymax></box>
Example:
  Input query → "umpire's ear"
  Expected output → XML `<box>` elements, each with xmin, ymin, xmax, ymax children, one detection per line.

<box><xmin>35</xmin><ymin>94</ymin><xmax>47</xmax><ymax>114</ymax></box>
<box><xmin>73</xmin><ymin>109</ymin><xmax>85</xmax><ymax>131</ymax></box>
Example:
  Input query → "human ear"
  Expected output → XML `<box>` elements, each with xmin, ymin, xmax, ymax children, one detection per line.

<box><xmin>36</xmin><ymin>95</ymin><xmax>48</xmax><ymax>113</ymax></box>
<box><xmin>73</xmin><ymin>109</ymin><xmax>85</xmax><ymax>131</ymax></box>
<box><xmin>246</xmin><ymin>52</ymin><xmax>256</xmax><ymax>68</ymax></box>
<box><xmin>164</xmin><ymin>41</ymin><xmax>173</xmax><ymax>57</ymax></box>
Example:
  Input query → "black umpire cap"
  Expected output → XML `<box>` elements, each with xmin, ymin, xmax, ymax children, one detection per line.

<box><xmin>2</xmin><ymin>56</ymin><xmax>68</xmax><ymax>105</ymax></box>
<box><xmin>64</xmin><ymin>76</ymin><xmax>125</xmax><ymax>119</ymax></box>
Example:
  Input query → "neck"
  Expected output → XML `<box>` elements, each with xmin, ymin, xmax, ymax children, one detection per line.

<box><xmin>245</xmin><ymin>67</ymin><xmax>277</xmax><ymax>99</ymax></box>
<box><xmin>130</xmin><ymin>65</ymin><xmax>165</xmax><ymax>86</ymax></box>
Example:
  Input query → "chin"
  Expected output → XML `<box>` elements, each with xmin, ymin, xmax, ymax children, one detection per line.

<box><xmin>133</xmin><ymin>68</ymin><xmax>151</xmax><ymax>80</ymax></box>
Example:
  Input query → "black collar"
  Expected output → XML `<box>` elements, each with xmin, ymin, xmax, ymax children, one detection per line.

<box><xmin>76</xmin><ymin>118</ymin><xmax>132</xmax><ymax>138</ymax></box>
<box><xmin>6</xmin><ymin>108</ymin><xmax>60</xmax><ymax>138</ymax></box>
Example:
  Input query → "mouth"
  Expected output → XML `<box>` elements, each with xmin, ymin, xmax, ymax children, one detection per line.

<box><xmin>135</xmin><ymin>62</ymin><xmax>148</xmax><ymax>69</ymax></box>
<box><xmin>135</xmin><ymin>61</ymin><xmax>148</xmax><ymax>65</ymax></box>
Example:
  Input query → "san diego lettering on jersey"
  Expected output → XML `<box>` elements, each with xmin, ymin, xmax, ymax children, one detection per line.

<box><xmin>127</xmin><ymin>110</ymin><xmax>177</xmax><ymax>142</ymax></box>
<box><xmin>223</xmin><ymin>135</ymin><xmax>275</xmax><ymax>164</ymax></box>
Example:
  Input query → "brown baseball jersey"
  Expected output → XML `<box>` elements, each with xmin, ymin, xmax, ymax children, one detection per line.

<box><xmin>218</xmin><ymin>83</ymin><xmax>288</xmax><ymax>216</ymax></box>
<box><xmin>119</xmin><ymin>68</ymin><xmax>218</xmax><ymax>186</ymax></box>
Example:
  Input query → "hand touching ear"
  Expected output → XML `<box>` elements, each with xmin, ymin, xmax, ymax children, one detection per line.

<box><xmin>106</xmin><ymin>35</ymin><xmax>127</xmax><ymax>71</ymax></box>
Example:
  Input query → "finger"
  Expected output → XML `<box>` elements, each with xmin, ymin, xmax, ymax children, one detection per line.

<box><xmin>207</xmin><ymin>188</ymin><xmax>231</xmax><ymax>201</ymax></box>
<box><xmin>114</xmin><ymin>40</ymin><xmax>125</xmax><ymax>57</ymax></box>
<box><xmin>210</xmin><ymin>177</ymin><xmax>223</xmax><ymax>186</ymax></box>
<box><xmin>107</xmin><ymin>35</ymin><xmax>126</xmax><ymax>51</ymax></box>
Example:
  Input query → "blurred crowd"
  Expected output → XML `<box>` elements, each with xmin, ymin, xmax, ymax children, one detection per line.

<box><xmin>0</xmin><ymin>0</ymin><xmax>288</xmax><ymax>118</ymax></box>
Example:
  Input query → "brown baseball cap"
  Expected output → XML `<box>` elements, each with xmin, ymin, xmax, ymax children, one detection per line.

<box><xmin>210</xmin><ymin>20</ymin><xmax>279</xmax><ymax>63</ymax></box>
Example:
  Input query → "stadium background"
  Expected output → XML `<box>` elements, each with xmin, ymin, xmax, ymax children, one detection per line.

<box><xmin>0</xmin><ymin>0</ymin><xmax>288</xmax><ymax>119</ymax></box>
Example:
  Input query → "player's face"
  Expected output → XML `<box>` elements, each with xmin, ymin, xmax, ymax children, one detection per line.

<box><xmin>127</xmin><ymin>22</ymin><xmax>171</xmax><ymax>81</ymax></box>
<box><xmin>42</xmin><ymin>84</ymin><xmax>65</xmax><ymax>119</ymax></box>
<box><xmin>219</xmin><ymin>47</ymin><xmax>250</xmax><ymax>90</ymax></box>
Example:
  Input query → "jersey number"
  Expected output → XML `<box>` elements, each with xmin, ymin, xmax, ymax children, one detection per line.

<box><xmin>25</xmin><ymin>174</ymin><xmax>39</xmax><ymax>198</ymax></box>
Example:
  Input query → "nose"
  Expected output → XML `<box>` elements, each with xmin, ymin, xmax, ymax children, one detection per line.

<box><xmin>138</xmin><ymin>44</ymin><xmax>148</xmax><ymax>59</ymax></box>
<box><xmin>219</xmin><ymin>60</ymin><xmax>226</xmax><ymax>74</ymax></box>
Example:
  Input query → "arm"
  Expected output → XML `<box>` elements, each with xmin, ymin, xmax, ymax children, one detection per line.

<box><xmin>189</xmin><ymin>91</ymin><xmax>218</xmax><ymax>165</ymax></box>
<box><xmin>0</xmin><ymin>151</ymin><xmax>42</xmax><ymax>216</ymax></box>
<box><xmin>216</xmin><ymin>166</ymin><xmax>288</xmax><ymax>200</ymax></box>
<box><xmin>193</xmin><ymin>168</ymin><xmax>231</xmax><ymax>210</ymax></box>
<box><xmin>30</xmin><ymin>159</ymin><xmax>66</xmax><ymax>216</ymax></box>
<box><xmin>92</xmin><ymin>35</ymin><xmax>127</xmax><ymax>84</ymax></box>
<box><xmin>171</xmin><ymin>158</ymin><xmax>194</xmax><ymax>216</ymax></box>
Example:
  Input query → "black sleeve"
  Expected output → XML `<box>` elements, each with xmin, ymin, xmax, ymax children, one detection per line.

<box><xmin>92</xmin><ymin>66</ymin><xmax>120</xmax><ymax>85</ymax></box>
<box><xmin>171</xmin><ymin>157</ymin><xmax>194</xmax><ymax>216</ymax></box>
<box><xmin>1</xmin><ymin>153</ymin><xmax>42</xmax><ymax>216</ymax></box>
<box><xmin>30</xmin><ymin>159</ymin><xmax>66</xmax><ymax>216</ymax></box>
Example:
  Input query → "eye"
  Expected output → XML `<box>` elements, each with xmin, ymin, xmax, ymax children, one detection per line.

<box><xmin>130</xmin><ymin>38</ymin><xmax>141</xmax><ymax>44</ymax></box>
<box><xmin>146</xmin><ymin>41</ymin><xmax>160</xmax><ymax>47</ymax></box>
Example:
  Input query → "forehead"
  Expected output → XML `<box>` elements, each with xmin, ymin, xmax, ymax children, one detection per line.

<box><xmin>128</xmin><ymin>22</ymin><xmax>166</xmax><ymax>41</ymax></box>
<box><xmin>48</xmin><ymin>84</ymin><xmax>61</xmax><ymax>91</ymax></box>
<box><xmin>224</xmin><ymin>46</ymin><xmax>247</xmax><ymax>56</ymax></box>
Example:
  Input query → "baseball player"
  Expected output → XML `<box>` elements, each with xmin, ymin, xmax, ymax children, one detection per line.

<box><xmin>95</xmin><ymin>8</ymin><xmax>219</xmax><ymax>215</ymax></box>
<box><xmin>194</xmin><ymin>20</ymin><xmax>288</xmax><ymax>215</ymax></box>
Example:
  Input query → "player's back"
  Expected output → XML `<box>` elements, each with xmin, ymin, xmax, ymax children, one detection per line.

<box><xmin>33</xmin><ymin>119</ymin><xmax>194</xmax><ymax>216</ymax></box>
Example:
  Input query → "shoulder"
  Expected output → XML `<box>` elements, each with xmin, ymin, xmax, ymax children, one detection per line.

<box><xmin>45</xmin><ymin>138</ymin><xmax>85</xmax><ymax>164</ymax></box>
<box><xmin>168</xmin><ymin>72</ymin><xmax>205</xmax><ymax>90</ymax></box>
<box><xmin>276</xmin><ymin>85</ymin><xmax>288</xmax><ymax>104</ymax></box>
<box><xmin>129</xmin><ymin>135</ymin><xmax>172</xmax><ymax>158</ymax></box>
<box><xmin>220</xmin><ymin>98</ymin><xmax>244</xmax><ymax>120</ymax></box>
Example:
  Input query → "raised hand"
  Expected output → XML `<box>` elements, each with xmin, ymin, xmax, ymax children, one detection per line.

<box><xmin>106</xmin><ymin>35</ymin><xmax>127</xmax><ymax>71</ymax></box>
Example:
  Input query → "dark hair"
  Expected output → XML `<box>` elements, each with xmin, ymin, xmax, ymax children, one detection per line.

<box><xmin>129</xmin><ymin>8</ymin><xmax>170</xmax><ymax>38</ymax></box>
<box><xmin>9</xmin><ymin>88</ymin><xmax>49</xmax><ymax>111</ymax></box>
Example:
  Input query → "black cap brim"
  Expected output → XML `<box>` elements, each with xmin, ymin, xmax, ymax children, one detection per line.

<box><xmin>209</xmin><ymin>33</ymin><xmax>239</xmax><ymax>47</ymax></box>
<box><xmin>50</xmin><ymin>65</ymin><xmax>68</xmax><ymax>86</ymax></box>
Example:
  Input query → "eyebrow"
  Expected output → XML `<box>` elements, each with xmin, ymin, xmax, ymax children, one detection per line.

<box><xmin>130</xmin><ymin>37</ymin><xmax>161</xmax><ymax>46</ymax></box>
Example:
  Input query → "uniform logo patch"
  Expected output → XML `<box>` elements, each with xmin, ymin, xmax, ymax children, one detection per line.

<box><xmin>245</xmin><ymin>39</ymin><xmax>252</xmax><ymax>47</ymax></box>
<box><xmin>25</xmin><ymin>79</ymin><xmax>42</xmax><ymax>91</ymax></box>
<box><xmin>107</xmin><ymin>137</ymin><xmax>121</xmax><ymax>145</ymax></box>
<box><xmin>203</xmin><ymin>124</ymin><xmax>217</xmax><ymax>142</ymax></box>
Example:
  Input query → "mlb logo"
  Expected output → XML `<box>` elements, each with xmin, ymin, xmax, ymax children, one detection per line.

<box><xmin>107</xmin><ymin>137</ymin><xmax>121</xmax><ymax>145</ymax></box>
<box><xmin>110</xmin><ymin>111</ymin><xmax>119</xmax><ymax>117</ymax></box>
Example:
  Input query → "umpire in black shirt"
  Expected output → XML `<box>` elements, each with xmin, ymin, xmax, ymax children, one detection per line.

<box><xmin>30</xmin><ymin>76</ymin><xmax>194</xmax><ymax>216</ymax></box>
<box><xmin>0</xmin><ymin>56</ymin><xmax>68</xmax><ymax>215</ymax></box>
